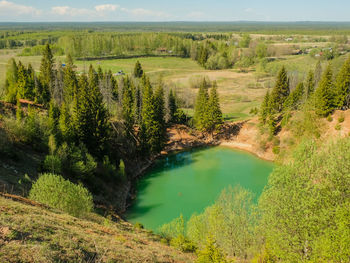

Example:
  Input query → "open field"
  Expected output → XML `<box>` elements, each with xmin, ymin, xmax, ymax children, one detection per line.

<box><xmin>0</xmin><ymin>40</ymin><xmax>348</xmax><ymax>121</ymax></box>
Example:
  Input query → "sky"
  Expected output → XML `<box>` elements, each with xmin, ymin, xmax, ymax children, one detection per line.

<box><xmin>0</xmin><ymin>0</ymin><xmax>350</xmax><ymax>22</ymax></box>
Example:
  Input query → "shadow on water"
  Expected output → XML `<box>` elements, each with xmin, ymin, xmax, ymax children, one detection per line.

<box><xmin>126</xmin><ymin>203</ymin><xmax>162</xmax><ymax>220</ymax></box>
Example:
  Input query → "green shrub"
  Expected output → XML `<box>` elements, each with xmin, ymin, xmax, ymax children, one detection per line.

<box><xmin>134</xmin><ymin>222</ymin><xmax>144</xmax><ymax>230</ymax></box>
<box><xmin>335</xmin><ymin>124</ymin><xmax>341</xmax><ymax>131</ymax></box>
<box><xmin>43</xmin><ymin>155</ymin><xmax>62</xmax><ymax>174</ymax></box>
<box><xmin>170</xmin><ymin>235</ymin><xmax>196</xmax><ymax>252</ymax></box>
<box><xmin>338</xmin><ymin>114</ymin><xmax>345</xmax><ymax>123</ymax></box>
<box><xmin>327</xmin><ymin>115</ymin><xmax>333</xmax><ymax>122</ymax></box>
<box><xmin>29</xmin><ymin>173</ymin><xmax>93</xmax><ymax>217</ymax></box>
<box><xmin>272</xmin><ymin>146</ymin><xmax>280</xmax><ymax>155</ymax></box>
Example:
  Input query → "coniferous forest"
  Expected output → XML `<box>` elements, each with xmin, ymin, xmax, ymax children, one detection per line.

<box><xmin>0</xmin><ymin>19</ymin><xmax>350</xmax><ymax>263</ymax></box>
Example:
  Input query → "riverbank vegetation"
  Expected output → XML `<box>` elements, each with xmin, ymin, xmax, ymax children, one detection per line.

<box><xmin>1</xmin><ymin>22</ymin><xmax>350</xmax><ymax>262</ymax></box>
<box><xmin>159</xmin><ymin>138</ymin><xmax>350</xmax><ymax>262</ymax></box>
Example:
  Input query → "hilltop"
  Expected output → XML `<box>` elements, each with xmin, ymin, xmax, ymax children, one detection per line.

<box><xmin>0</xmin><ymin>194</ymin><xmax>194</xmax><ymax>263</ymax></box>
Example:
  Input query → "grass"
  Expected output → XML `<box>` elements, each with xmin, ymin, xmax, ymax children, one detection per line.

<box><xmin>0</xmin><ymin>196</ymin><xmax>194</xmax><ymax>262</ymax></box>
<box><xmin>1</xmin><ymin>41</ymin><xmax>348</xmax><ymax>122</ymax></box>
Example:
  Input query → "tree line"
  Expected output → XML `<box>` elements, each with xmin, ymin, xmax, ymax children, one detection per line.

<box><xmin>3</xmin><ymin>44</ymin><xmax>188</xmax><ymax>188</ymax></box>
<box><xmin>259</xmin><ymin>56</ymin><xmax>350</xmax><ymax>136</ymax></box>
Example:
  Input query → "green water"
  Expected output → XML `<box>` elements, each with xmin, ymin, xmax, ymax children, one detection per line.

<box><xmin>126</xmin><ymin>146</ymin><xmax>273</xmax><ymax>231</ymax></box>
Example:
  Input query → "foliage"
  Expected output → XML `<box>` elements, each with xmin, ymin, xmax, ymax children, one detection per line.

<box><xmin>196</xmin><ymin>237</ymin><xmax>227</xmax><ymax>263</ymax></box>
<box><xmin>133</xmin><ymin>61</ymin><xmax>144</xmax><ymax>78</ymax></box>
<box><xmin>269</xmin><ymin>66</ymin><xmax>290</xmax><ymax>113</ymax></box>
<box><xmin>29</xmin><ymin>173</ymin><xmax>93</xmax><ymax>217</ymax></box>
<box><xmin>314</xmin><ymin>64</ymin><xmax>336</xmax><ymax>116</ymax></box>
<box><xmin>187</xmin><ymin>186</ymin><xmax>256</xmax><ymax>259</ymax></box>
<box><xmin>259</xmin><ymin>138</ymin><xmax>350</xmax><ymax>262</ymax></box>
<box><xmin>194</xmin><ymin>79</ymin><xmax>223</xmax><ymax>132</ymax></box>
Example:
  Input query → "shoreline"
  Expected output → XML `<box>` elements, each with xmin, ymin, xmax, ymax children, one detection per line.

<box><xmin>219</xmin><ymin>141</ymin><xmax>275</xmax><ymax>162</ymax></box>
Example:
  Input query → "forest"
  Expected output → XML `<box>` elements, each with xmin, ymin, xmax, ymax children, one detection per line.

<box><xmin>0</xmin><ymin>22</ymin><xmax>350</xmax><ymax>263</ymax></box>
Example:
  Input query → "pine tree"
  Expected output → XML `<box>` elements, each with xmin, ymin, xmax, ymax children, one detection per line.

<box><xmin>305</xmin><ymin>70</ymin><xmax>315</xmax><ymax>100</ymax></box>
<box><xmin>207</xmin><ymin>82</ymin><xmax>223</xmax><ymax>132</ymax></box>
<box><xmin>134</xmin><ymin>61</ymin><xmax>144</xmax><ymax>78</ymax></box>
<box><xmin>194</xmin><ymin>79</ymin><xmax>209</xmax><ymax>131</ymax></box>
<box><xmin>335</xmin><ymin>56</ymin><xmax>350</xmax><ymax>109</ymax></box>
<box><xmin>39</xmin><ymin>43</ymin><xmax>54</xmax><ymax>105</ymax></box>
<box><xmin>315</xmin><ymin>64</ymin><xmax>335</xmax><ymax>116</ymax></box>
<box><xmin>270</xmin><ymin>66</ymin><xmax>290</xmax><ymax>113</ymax></box>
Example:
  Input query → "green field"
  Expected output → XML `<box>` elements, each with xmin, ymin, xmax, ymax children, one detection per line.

<box><xmin>1</xmin><ymin>45</ymin><xmax>348</xmax><ymax>121</ymax></box>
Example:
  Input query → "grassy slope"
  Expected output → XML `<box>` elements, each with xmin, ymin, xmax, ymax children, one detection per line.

<box><xmin>0</xmin><ymin>195</ymin><xmax>194</xmax><ymax>263</ymax></box>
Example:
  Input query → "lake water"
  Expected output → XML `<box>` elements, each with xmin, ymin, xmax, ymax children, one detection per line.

<box><xmin>126</xmin><ymin>146</ymin><xmax>273</xmax><ymax>231</ymax></box>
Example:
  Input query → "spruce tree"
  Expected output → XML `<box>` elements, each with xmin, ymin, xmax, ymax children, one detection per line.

<box><xmin>48</xmin><ymin>101</ymin><xmax>60</xmax><ymax>136</ymax></box>
<box><xmin>73</xmin><ymin>67</ymin><xmax>109</xmax><ymax>158</ymax></box>
<box><xmin>59</xmin><ymin>102</ymin><xmax>72</xmax><ymax>142</ymax></box>
<box><xmin>153</xmin><ymin>84</ymin><xmax>166</xmax><ymax>151</ymax></box>
<box><xmin>140</xmin><ymin>77</ymin><xmax>155</xmax><ymax>154</ymax></box>
<box><xmin>314</xmin><ymin>60</ymin><xmax>323</xmax><ymax>86</ymax></box>
<box><xmin>63</xmin><ymin>54</ymin><xmax>78</xmax><ymax>104</ymax></box>
<box><xmin>39</xmin><ymin>43</ymin><xmax>54</xmax><ymax>105</ymax></box>
<box><xmin>133</xmin><ymin>85</ymin><xmax>142</xmax><ymax>125</ymax></box>
<box><xmin>315</xmin><ymin>64</ymin><xmax>335</xmax><ymax>116</ymax></box>
<box><xmin>140</xmin><ymin>76</ymin><xmax>166</xmax><ymax>154</ymax></box>
<box><xmin>4</xmin><ymin>58</ymin><xmax>18</xmax><ymax>103</ymax></box>
<box><xmin>284</xmin><ymin>82</ymin><xmax>305</xmax><ymax>110</ymax></box>
<box><xmin>305</xmin><ymin>70</ymin><xmax>315</xmax><ymax>100</ymax></box>
<box><xmin>122</xmin><ymin>76</ymin><xmax>134</xmax><ymax>133</ymax></box>
<box><xmin>260</xmin><ymin>90</ymin><xmax>271</xmax><ymax>124</ymax></box>
<box><xmin>270</xmin><ymin>66</ymin><xmax>290</xmax><ymax>113</ymax></box>
<box><xmin>207</xmin><ymin>82</ymin><xmax>223</xmax><ymax>132</ymax></box>
<box><xmin>15</xmin><ymin>62</ymin><xmax>27</xmax><ymax>100</ymax></box>
<box><xmin>134</xmin><ymin>61</ymin><xmax>144</xmax><ymax>78</ymax></box>
<box><xmin>335</xmin><ymin>56</ymin><xmax>350</xmax><ymax>109</ymax></box>
<box><xmin>194</xmin><ymin>79</ymin><xmax>209</xmax><ymax>131</ymax></box>
<box><xmin>168</xmin><ymin>89</ymin><xmax>177</xmax><ymax>123</ymax></box>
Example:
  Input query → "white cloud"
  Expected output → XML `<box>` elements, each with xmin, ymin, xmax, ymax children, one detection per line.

<box><xmin>244</xmin><ymin>8</ymin><xmax>253</xmax><ymax>13</ymax></box>
<box><xmin>0</xmin><ymin>0</ymin><xmax>41</xmax><ymax>16</ymax></box>
<box><xmin>51</xmin><ymin>6</ymin><xmax>94</xmax><ymax>17</ymax></box>
<box><xmin>121</xmin><ymin>7</ymin><xmax>171</xmax><ymax>19</ymax></box>
<box><xmin>95</xmin><ymin>4</ymin><xmax>119</xmax><ymax>12</ymax></box>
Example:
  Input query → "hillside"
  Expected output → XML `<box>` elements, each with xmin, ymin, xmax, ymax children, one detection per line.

<box><xmin>221</xmin><ymin>109</ymin><xmax>350</xmax><ymax>161</ymax></box>
<box><xmin>0</xmin><ymin>194</ymin><xmax>194</xmax><ymax>263</ymax></box>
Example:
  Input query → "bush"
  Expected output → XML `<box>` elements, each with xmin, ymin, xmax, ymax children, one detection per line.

<box><xmin>170</xmin><ymin>235</ymin><xmax>196</xmax><ymax>252</ymax></box>
<box><xmin>338</xmin><ymin>114</ymin><xmax>345</xmax><ymax>123</ymax></box>
<box><xmin>335</xmin><ymin>124</ymin><xmax>341</xmax><ymax>131</ymax></box>
<box><xmin>327</xmin><ymin>115</ymin><xmax>333</xmax><ymax>122</ymax></box>
<box><xmin>134</xmin><ymin>222</ymin><xmax>144</xmax><ymax>229</ymax></box>
<box><xmin>29</xmin><ymin>173</ymin><xmax>93</xmax><ymax>217</ymax></box>
<box><xmin>43</xmin><ymin>155</ymin><xmax>62</xmax><ymax>174</ymax></box>
<box><xmin>272</xmin><ymin>146</ymin><xmax>280</xmax><ymax>155</ymax></box>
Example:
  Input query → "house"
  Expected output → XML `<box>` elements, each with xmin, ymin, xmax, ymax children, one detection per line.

<box><xmin>114</xmin><ymin>70</ymin><xmax>125</xmax><ymax>76</ymax></box>
<box><xmin>157</xmin><ymin>47</ymin><xmax>168</xmax><ymax>53</ymax></box>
